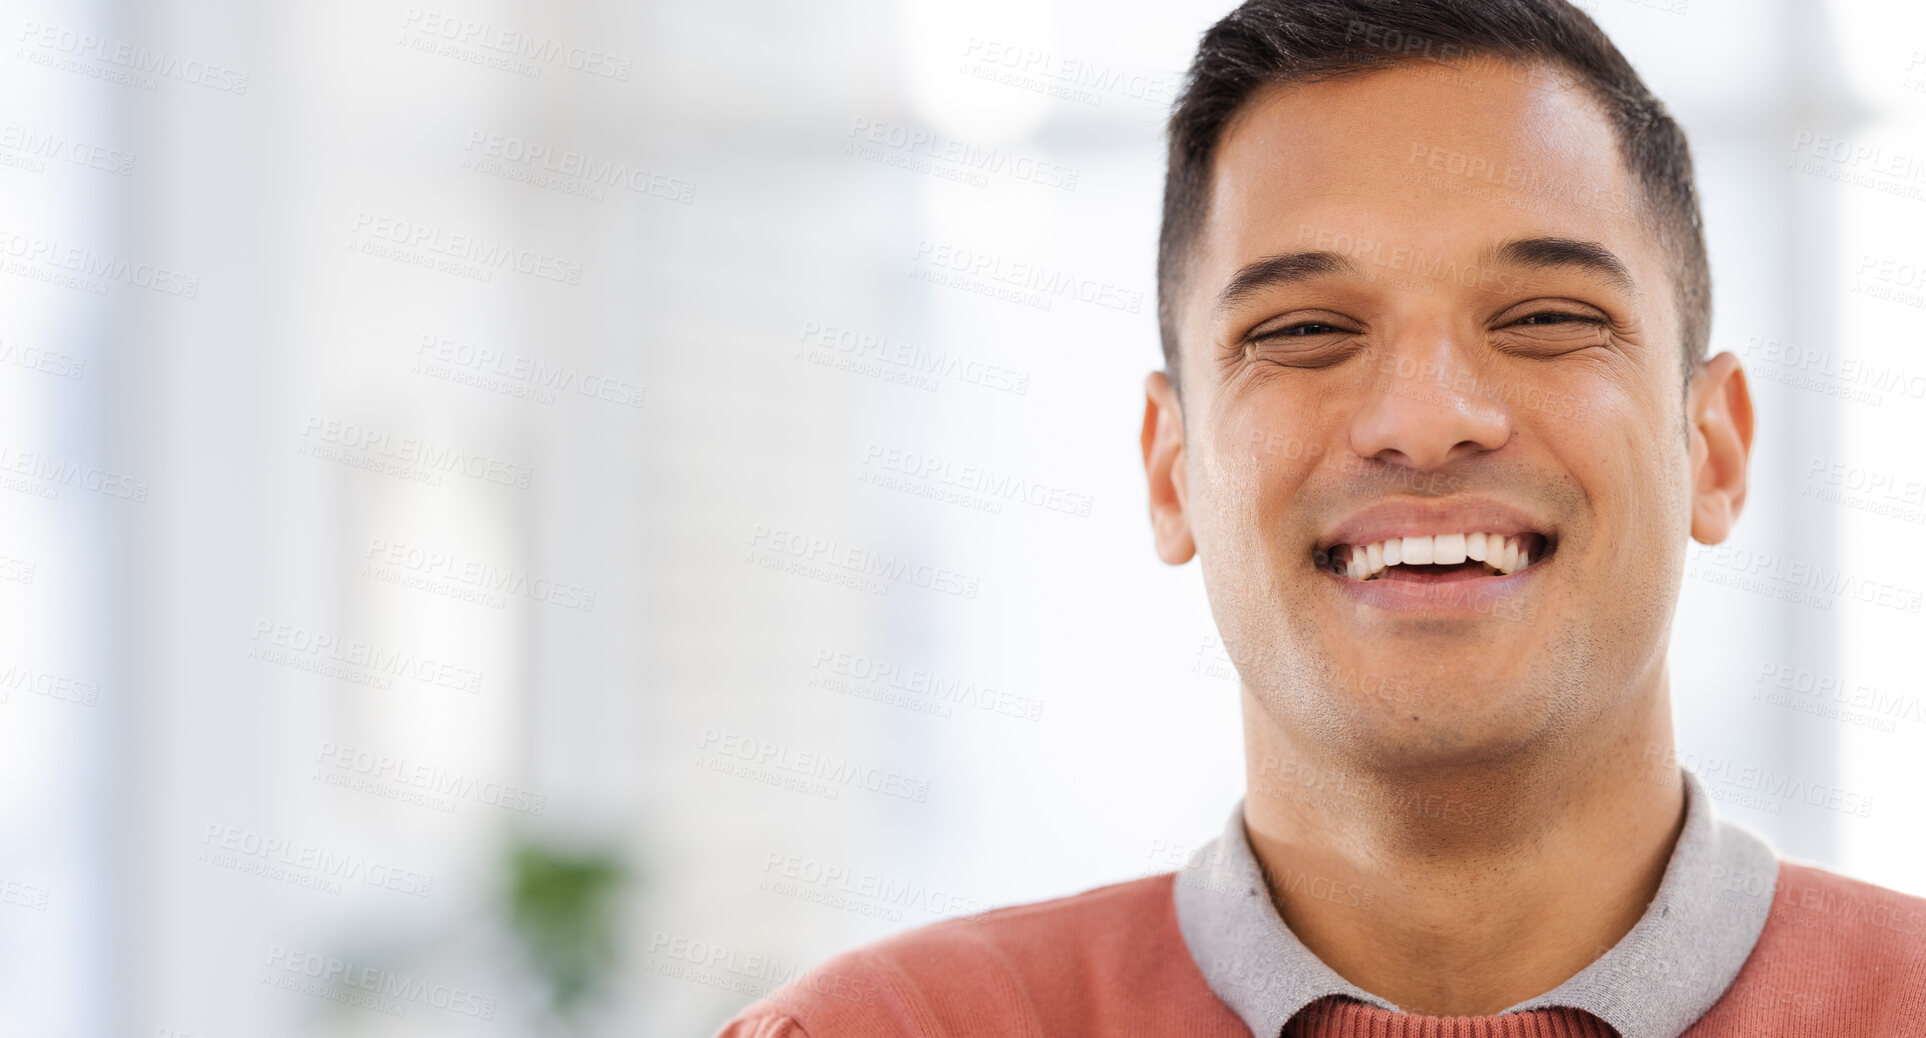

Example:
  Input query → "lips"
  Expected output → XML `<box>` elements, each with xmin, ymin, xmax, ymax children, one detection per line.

<box><xmin>1312</xmin><ymin>499</ymin><xmax>1557</xmax><ymax>584</ymax></box>
<box><xmin>1319</xmin><ymin>531</ymin><xmax>1552</xmax><ymax>580</ymax></box>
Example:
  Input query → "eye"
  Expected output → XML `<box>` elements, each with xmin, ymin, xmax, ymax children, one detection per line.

<box><xmin>1251</xmin><ymin>319</ymin><xmax>1355</xmax><ymax>341</ymax></box>
<box><xmin>1229</xmin><ymin>310</ymin><xmax>1366</xmax><ymax>372</ymax></box>
<box><xmin>1509</xmin><ymin>310</ymin><xmax>1603</xmax><ymax>328</ymax></box>
<box><xmin>1266</xmin><ymin>321</ymin><xmax>1344</xmax><ymax>337</ymax></box>
<box><xmin>1491</xmin><ymin>305</ymin><xmax>1613</xmax><ymax>359</ymax></box>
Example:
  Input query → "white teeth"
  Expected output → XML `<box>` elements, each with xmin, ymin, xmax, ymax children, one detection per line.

<box><xmin>1326</xmin><ymin>531</ymin><xmax>1545</xmax><ymax>580</ymax></box>
<box><xmin>1496</xmin><ymin>536</ymin><xmax>1519</xmax><ymax>574</ymax></box>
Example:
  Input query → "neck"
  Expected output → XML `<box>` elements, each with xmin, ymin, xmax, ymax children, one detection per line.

<box><xmin>1237</xmin><ymin>675</ymin><xmax>1685</xmax><ymax>1017</ymax></box>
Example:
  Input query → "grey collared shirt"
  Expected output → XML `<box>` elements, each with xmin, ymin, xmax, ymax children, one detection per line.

<box><xmin>1173</xmin><ymin>769</ymin><xmax>1777</xmax><ymax>1038</ymax></box>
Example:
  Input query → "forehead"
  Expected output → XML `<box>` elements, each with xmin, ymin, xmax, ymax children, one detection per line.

<box><xmin>1196</xmin><ymin>59</ymin><xmax>1652</xmax><ymax>304</ymax></box>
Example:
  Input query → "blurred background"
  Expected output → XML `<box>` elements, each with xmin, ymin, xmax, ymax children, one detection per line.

<box><xmin>2</xmin><ymin>0</ymin><xmax>1924</xmax><ymax>1035</ymax></box>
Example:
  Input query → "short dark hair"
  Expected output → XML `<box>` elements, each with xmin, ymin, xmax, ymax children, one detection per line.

<box><xmin>1158</xmin><ymin>0</ymin><xmax>1710</xmax><ymax>396</ymax></box>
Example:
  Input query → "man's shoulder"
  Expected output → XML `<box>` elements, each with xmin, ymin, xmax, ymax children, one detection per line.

<box><xmin>798</xmin><ymin>868</ymin><xmax>1185</xmax><ymax>981</ymax></box>
<box><xmin>712</xmin><ymin>871</ymin><xmax>1242</xmax><ymax>1038</ymax></box>
<box><xmin>1697</xmin><ymin>860</ymin><xmax>1926</xmax><ymax>1033</ymax></box>
<box><xmin>1764</xmin><ymin>860</ymin><xmax>1926</xmax><ymax>952</ymax></box>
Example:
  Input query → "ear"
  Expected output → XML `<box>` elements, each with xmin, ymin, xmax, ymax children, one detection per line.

<box><xmin>1142</xmin><ymin>370</ymin><xmax>1197</xmax><ymax>564</ymax></box>
<box><xmin>1686</xmin><ymin>351</ymin><xmax>1754</xmax><ymax>545</ymax></box>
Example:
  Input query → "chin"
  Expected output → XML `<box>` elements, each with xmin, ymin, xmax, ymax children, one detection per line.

<box><xmin>1254</xmin><ymin>644</ymin><xmax>1582</xmax><ymax>769</ymax></box>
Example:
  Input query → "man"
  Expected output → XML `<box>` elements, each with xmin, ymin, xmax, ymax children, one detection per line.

<box><xmin>717</xmin><ymin>1</ymin><xmax>1926</xmax><ymax>1034</ymax></box>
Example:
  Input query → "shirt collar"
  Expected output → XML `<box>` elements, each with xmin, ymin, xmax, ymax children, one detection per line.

<box><xmin>1172</xmin><ymin>768</ymin><xmax>1777</xmax><ymax>1038</ymax></box>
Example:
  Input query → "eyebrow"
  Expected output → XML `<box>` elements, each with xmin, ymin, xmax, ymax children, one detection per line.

<box><xmin>1481</xmin><ymin>236</ymin><xmax>1638</xmax><ymax>296</ymax></box>
<box><xmin>1213</xmin><ymin>251</ymin><xmax>1359</xmax><ymax>316</ymax></box>
<box><xmin>1210</xmin><ymin>236</ymin><xmax>1639</xmax><ymax>317</ymax></box>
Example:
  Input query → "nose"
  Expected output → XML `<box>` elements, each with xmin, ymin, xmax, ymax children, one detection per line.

<box><xmin>1347</xmin><ymin>333</ymin><xmax>1511</xmax><ymax>471</ymax></box>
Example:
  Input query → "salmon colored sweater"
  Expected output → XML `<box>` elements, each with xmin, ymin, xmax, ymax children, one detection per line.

<box><xmin>713</xmin><ymin>863</ymin><xmax>1926</xmax><ymax>1037</ymax></box>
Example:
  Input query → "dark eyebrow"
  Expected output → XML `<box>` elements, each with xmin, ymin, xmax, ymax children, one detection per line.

<box><xmin>1213</xmin><ymin>251</ymin><xmax>1360</xmax><ymax>316</ymax></box>
<box><xmin>1481</xmin><ymin>236</ymin><xmax>1637</xmax><ymax>295</ymax></box>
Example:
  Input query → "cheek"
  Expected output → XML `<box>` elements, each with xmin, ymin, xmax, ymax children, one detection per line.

<box><xmin>1549</xmin><ymin>381</ymin><xmax>1689</xmax><ymax>565</ymax></box>
<box><xmin>1196</xmin><ymin>411</ymin><xmax>1323</xmax><ymax>554</ymax></box>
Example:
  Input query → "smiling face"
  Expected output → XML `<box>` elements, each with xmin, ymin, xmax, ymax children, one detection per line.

<box><xmin>1144</xmin><ymin>59</ymin><xmax>1744</xmax><ymax>768</ymax></box>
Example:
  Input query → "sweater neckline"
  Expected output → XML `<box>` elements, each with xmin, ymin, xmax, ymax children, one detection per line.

<box><xmin>1286</xmin><ymin>996</ymin><xmax>1618</xmax><ymax>1037</ymax></box>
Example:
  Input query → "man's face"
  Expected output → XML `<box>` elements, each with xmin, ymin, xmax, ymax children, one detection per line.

<box><xmin>1152</xmin><ymin>61</ymin><xmax>1724</xmax><ymax>766</ymax></box>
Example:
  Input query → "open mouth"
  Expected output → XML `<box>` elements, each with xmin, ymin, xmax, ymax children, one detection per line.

<box><xmin>1315</xmin><ymin>531</ymin><xmax>1554</xmax><ymax>582</ymax></box>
